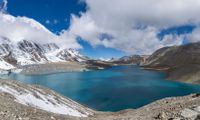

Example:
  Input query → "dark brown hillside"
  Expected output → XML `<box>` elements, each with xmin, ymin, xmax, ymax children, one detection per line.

<box><xmin>141</xmin><ymin>42</ymin><xmax>200</xmax><ymax>84</ymax></box>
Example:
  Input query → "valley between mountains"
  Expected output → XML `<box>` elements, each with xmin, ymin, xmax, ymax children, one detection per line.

<box><xmin>0</xmin><ymin>38</ymin><xmax>200</xmax><ymax>120</ymax></box>
<box><xmin>1</xmin><ymin>35</ymin><xmax>200</xmax><ymax>84</ymax></box>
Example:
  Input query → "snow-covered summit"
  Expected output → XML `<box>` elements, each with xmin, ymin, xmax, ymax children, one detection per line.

<box><xmin>0</xmin><ymin>37</ymin><xmax>88</xmax><ymax>70</ymax></box>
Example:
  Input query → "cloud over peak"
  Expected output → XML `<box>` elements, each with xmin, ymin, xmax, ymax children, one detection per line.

<box><xmin>0</xmin><ymin>0</ymin><xmax>81</xmax><ymax>49</ymax></box>
<box><xmin>0</xmin><ymin>13</ymin><xmax>81</xmax><ymax>49</ymax></box>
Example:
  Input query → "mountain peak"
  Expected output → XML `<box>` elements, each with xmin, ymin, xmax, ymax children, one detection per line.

<box><xmin>0</xmin><ymin>37</ymin><xmax>87</xmax><ymax>70</ymax></box>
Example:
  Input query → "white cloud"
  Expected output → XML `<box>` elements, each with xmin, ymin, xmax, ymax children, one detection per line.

<box><xmin>64</xmin><ymin>13</ymin><xmax>184</xmax><ymax>54</ymax></box>
<box><xmin>0</xmin><ymin>13</ymin><xmax>81</xmax><ymax>49</ymax></box>
<box><xmin>0</xmin><ymin>0</ymin><xmax>80</xmax><ymax>50</ymax></box>
<box><xmin>67</xmin><ymin>13</ymin><xmax>104</xmax><ymax>46</ymax></box>
<box><xmin>188</xmin><ymin>27</ymin><xmax>200</xmax><ymax>42</ymax></box>
<box><xmin>83</xmin><ymin>0</ymin><xmax>200</xmax><ymax>28</ymax></box>
<box><xmin>62</xmin><ymin>0</ymin><xmax>200</xmax><ymax>54</ymax></box>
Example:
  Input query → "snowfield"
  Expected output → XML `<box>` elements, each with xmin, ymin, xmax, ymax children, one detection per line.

<box><xmin>0</xmin><ymin>81</ymin><xmax>94</xmax><ymax>117</ymax></box>
<box><xmin>0</xmin><ymin>38</ymin><xmax>87</xmax><ymax>70</ymax></box>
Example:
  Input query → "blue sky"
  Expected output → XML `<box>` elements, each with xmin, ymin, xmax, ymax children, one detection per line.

<box><xmin>5</xmin><ymin>0</ymin><xmax>125</xmax><ymax>59</ymax></box>
<box><xmin>7</xmin><ymin>0</ymin><xmax>86</xmax><ymax>32</ymax></box>
<box><xmin>1</xmin><ymin>0</ymin><xmax>199</xmax><ymax>59</ymax></box>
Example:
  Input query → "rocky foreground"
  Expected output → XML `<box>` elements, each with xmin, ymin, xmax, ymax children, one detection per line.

<box><xmin>0</xmin><ymin>80</ymin><xmax>200</xmax><ymax>120</ymax></box>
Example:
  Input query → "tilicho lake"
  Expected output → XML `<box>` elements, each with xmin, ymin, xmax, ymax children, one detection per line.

<box><xmin>1</xmin><ymin>65</ymin><xmax>200</xmax><ymax>111</ymax></box>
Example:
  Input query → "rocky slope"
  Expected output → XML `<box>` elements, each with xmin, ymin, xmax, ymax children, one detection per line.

<box><xmin>141</xmin><ymin>42</ymin><xmax>200</xmax><ymax>84</ymax></box>
<box><xmin>0</xmin><ymin>80</ymin><xmax>94</xmax><ymax>119</ymax></box>
<box><xmin>0</xmin><ymin>80</ymin><xmax>200</xmax><ymax>120</ymax></box>
<box><xmin>0</xmin><ymin>37</ymin><xmax>89</xmax><ymax>70</ymax></box>
<box><xmin>109</xmin><ymin>55</ymin><xmax>144</xmax><ymax>65</ymax></box>
<box><xmin>83</xmin><ymin>55</ymin><xmax>147</xmax><ymax>70</ymax></box>
<box><xmin>98</xmin><ymin>55</ymin><xmax>149</xmax><ymax>66</ymax></box>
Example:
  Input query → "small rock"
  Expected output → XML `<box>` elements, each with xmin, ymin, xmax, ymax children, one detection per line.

<box><xmin>168</xmin><ymin>118</ymin><xmax>173</xmax><ymax>120</ymax></box>
<box><xmin>194</xmin><ymin>106</ymin><xmax>200</xmax><ymax>113</ymax></box>
<box><xmin>195</xmin><ymin>115</ymin><xmax>200</xmax><ymax>120</ymax></box>
<box><xmin>170</xmin><ymin>118</ymin><xmax>181</xmax><ymax>120</ymax></box>
<box><xmin>50</xmin><ymin>116</ymin><xmax>55</xmax><ymax>120</ymax></box>
<box><xmin>181</xmin><ymin>108</ymin><xmax>199</xmax><ymax>118</ymax></box>
<box><xmin>0</xmin><ymin>111</ymin><xmax>6</xmax><ymax>116</ymax></box>
<box><xmin>15</xmin><ymin>115</ymin><xmax>19</xmax><ymax>118</ymax></box>
<box><xmin>155</xmin><ymin>112</ymin><xmax>167</xmax><ymax>120</ymax></box>
<box><xmin>192</xmin><ymin>93</ymin><xmax>200</xmax><ymax>98</ymax></box>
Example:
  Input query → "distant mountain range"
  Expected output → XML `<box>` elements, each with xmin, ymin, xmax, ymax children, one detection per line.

<box><xmin>0</xmin><ymin>35</ymin><xmax>148</xmax><ymax>71</ymax></box>
<box><xmin>0</xmin><ymin>36</ymin><xmax>145</xmax><ymax>71</ymax></box>
<box><xmin>108</xmin><ymin>55</ymin><xmax>149</xmax><ymax>65</ymax></box>
<box><xmin>1</xmin><ymin>34</ymin><xmax>200</xmax><ymax>84</ymax></box>
<box><xmin>94</xmin><ymin>41</ymin><xmax>200</xmax><ymax>84</ymax></box>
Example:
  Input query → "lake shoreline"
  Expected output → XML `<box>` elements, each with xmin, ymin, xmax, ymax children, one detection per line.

<box><xmin>141</xmin><ymin>65</ymin><xmax>200</xmax><ymax>85</ymax></box>
<box><xmin>1</xmin><ymin>63</ymin><xmax>198</xmax><ymax>85</ymax></box>
<box><xmin>2</xmin><ymin>65</ymin><xmax>200</xmax><ymax>110</ymax></box>
<box><xmin>1</xmin><ymin>65</ymin><xmax>200</xmax><ymax>119</ymax></box>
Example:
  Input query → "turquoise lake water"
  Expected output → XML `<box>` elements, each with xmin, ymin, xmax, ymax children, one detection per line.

<box><xmin>1</xmin><ymin>65</ymin><xmax>200</xmax><ymax>111</ymax></box>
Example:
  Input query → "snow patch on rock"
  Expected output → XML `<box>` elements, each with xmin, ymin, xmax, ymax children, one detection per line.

<box><xmin>0</xmin><ymin>60</ymin><xmax>14</xmax><ymax>70</ymax></box>
<box><xmin>0</xmin><ymin>84</ymin><xmax>91</xmax><ymax>117</ymax></box>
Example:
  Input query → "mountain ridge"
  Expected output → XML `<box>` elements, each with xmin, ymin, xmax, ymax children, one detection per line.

<box><xmin>141</xmin><ymin>42</ymin><xmax>200</xmax><ymax>84</ymax></box>
<box><xmin>0</xmin><ymin>37</ymin><xmax>88</xmax><ymax>70</ymax></box>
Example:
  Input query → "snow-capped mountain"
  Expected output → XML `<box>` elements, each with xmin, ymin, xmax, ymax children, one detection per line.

<box><xmin>0</xmin><ymin>37</ymin><xmax>88</xmax><ymax>70</ymax></box>
<box><xmin>0</xmin><ymin>11</ymin><xmax>89</xmax><ymax>70</ymax></box>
